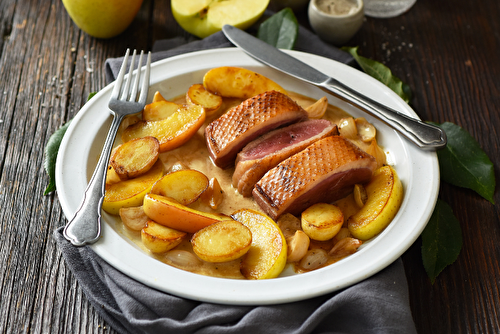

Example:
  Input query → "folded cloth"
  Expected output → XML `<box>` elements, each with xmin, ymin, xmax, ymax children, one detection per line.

<box><xmin>56</xmin><ymin>26</ymin><xmax>417</xmax><ymax>334</ymax></box>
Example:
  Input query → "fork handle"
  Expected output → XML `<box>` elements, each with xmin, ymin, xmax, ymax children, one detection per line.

<box><xmin>63</xmin><ymin>114</ymin><xmax>124</xmax><ymax>246</ymax></box>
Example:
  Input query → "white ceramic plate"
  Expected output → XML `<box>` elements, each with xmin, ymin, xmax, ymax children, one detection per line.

<box><xmin>56</xmin><ymin>48</ymin><xmax>439</xmax><ymax>305</ymax></box>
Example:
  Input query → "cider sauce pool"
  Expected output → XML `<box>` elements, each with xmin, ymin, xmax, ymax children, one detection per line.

<box><xmin>116</xmin><ymin>92</ymin><xmax>354</xmax><ymax>279</ymax></box>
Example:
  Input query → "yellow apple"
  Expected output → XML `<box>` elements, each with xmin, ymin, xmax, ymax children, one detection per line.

<box><xmin>62</xmin><ymin>0</ymin><xmax>144</xmax><ymax>39</ymax></box>
<box><xmin>231</xmin><ymin>209</ymin><xmax>287</xmax><ymax>279</ymax></box>
<box><xmin>348</xmin><ymin>165</ymin><xmax>404</xmax><ymax>240</ymax></box>
<box><xmin>171</xmin><ymin>0</ymin><xmax>270</xmax><ymax>38</ymax></box>
<box><xmin>102</xmin><ymin>160</ymin><xmax>164</xmax><ymax>215</ymax></box>
<box><xmin>143</xmin><ymin>193</ymin><xmax>225</xmax><ymax>233</ymax></box>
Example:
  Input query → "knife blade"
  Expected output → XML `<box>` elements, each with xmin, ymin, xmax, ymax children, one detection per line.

<box><xmin>222</xmin><ymin>24</ymin><xmax>447</xmax><ymax>150</ymax></box>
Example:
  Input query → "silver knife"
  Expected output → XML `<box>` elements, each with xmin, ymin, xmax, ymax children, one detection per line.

<box><xmin>222</xmin><ymin>25</ymin><xmax>446</xmax><ymax>150</ymax></box>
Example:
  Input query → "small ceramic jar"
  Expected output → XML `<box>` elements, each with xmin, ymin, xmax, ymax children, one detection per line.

<box><xmin>308</xmin><ymin>0</ymin><xmax>365</xmax><ymax>45</ymax></box>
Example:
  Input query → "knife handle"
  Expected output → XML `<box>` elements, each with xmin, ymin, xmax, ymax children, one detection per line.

<box><xmin>321</xmin><ymin>78</ymin><xmax>447</xmax><ymax>149</ymax></box>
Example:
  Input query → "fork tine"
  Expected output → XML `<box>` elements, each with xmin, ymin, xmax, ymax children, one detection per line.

<box><xmin>130</xmin><ymin>50</ymin><xmax>144</xmax><ymax>101</ymax></box>
<box><xmin>138</xmin><ymin>52</ymin><xmax>151</xmax><ymax>106</ymax></box>
<box><xmin>110</xmin><ymin>48</ymin><xmax>130</xmax><ymax>101</ymax></box>
<box><xmin>120</xmin><ymin>49</ymin><xmax>137</xmax><ymax>101</ymax></box>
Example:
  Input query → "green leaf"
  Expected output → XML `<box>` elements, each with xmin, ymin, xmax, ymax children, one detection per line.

<box><xmin>43</xmin><ymin>92</ymin><xmax>96</xmax><ymax>195</ymax></box>
<box><xmin>421</xmin><ymin>199</ymin><xmax>462</xmax><ymax>283</ymax></box>
<box><xmin>432</xmin><ymin>122</ymin><xmax>496</xmax><ymax>204</ymax></box>
<box><xmin>257</xmin><ymin>8</ymin><xmax>298</xmax><ymax>50</ymax></box>
<box><xmin>341</xmin><ymin>46</ymin><xmax>412</xmax><ymax>103</ymax></box>
<box><xmin>43</xmin><ymin>121</ymin><xmax>71</xmax><ymax>195</ymax></box>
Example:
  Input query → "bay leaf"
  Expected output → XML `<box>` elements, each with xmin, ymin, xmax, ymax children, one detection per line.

<box><xmin>433</xmin><ymin>122</ymin><xmax>495</xmax><ymax>204</ymax></box>
<box><xmin>421</xmin><ymin>199</ymin><xmax>462</xmax><ymax>283</ymax></box>
<box><xmin>341</xmin><ymin>46</ymin><xmax>412</xmax><ymax>103</ymax></box>
<box><xmin>257</xmin><ymin>8</ymin><xmax>298</xmax><ymax>50</ymax></box>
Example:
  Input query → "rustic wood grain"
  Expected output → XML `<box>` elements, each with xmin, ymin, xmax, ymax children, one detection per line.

<box><xmin>0</xmin><ymin>0</ymin><xmax>498</xmax><ymax>333</ymax></box>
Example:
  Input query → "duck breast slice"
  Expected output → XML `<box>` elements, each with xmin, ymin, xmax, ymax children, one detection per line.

<box><xmin>205</xmin><ymin>90</ymin><xmax>308</xmax><ymax>168</ymax></box>
<box><xmin>253</xmin><ymin>135</ymin><xmax>377</xmax><ymax>220</ymax></box>
<box><xmin>233</xmin><ymin>119</ymin><xmax>339</xmax><ymax>197</ymax></box>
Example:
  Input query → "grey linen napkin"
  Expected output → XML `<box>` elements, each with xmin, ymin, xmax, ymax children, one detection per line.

<box><xmin>55</xmin><ymin>26</ymin><xmax>417</xmax><ymax>334</ymax></box>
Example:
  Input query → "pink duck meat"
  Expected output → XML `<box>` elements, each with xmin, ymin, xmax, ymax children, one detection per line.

<box><xmin>233</xmin><ymin>119</ymin><xmax>339</xmax><ymax>197</ymax></box>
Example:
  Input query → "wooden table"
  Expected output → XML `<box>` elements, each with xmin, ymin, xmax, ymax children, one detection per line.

<box><xmin>1</xmin><ymin>0</ymin><xmax>498</xmax><ymax>333</ymax></box>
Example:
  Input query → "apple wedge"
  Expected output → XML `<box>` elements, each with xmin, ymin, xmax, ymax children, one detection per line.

<box><xmin>348</xmin><ymin>165</ymin><xmax>404</xmax><ymax>240</ymax></box>
<box><xmin>103</xmin><ymin>160</ymin><xmax>164</xmax><ymax>215</ymax></box>
<box><xmin>141</xmin><ymin>220</ymin><xmax>186</xmax><ymax>253</ymax></box>
<box><xmin>122</xmin><ymin>104</ymin><xmax>205</xmax><ymax>153</ymax></box>
<box><xmin>150</xmin><ymin>169</ymin><xmax>209</xmax><ymax>206</ymax></box>
<box><xmin>191</xmin><ymin>220</ymin><xmax>252</xmax><ymax>263</ymax></box>
<box><xmin>143</xmin><ymin>193</ymin><xmax>225</xmax><ymax>233</ymax></box>
<box><xmin>203</xmin><ymin>67</ymin><xmax>287</xmax><ymax>100</ymax></box>
<box><xmin>231</xmin><ymin>209</ymin><xmax>287</xmax><ymax>280</ymax></box>
<box><xmin>171</xmin><ymin>0</ymin><xmax>270</xmax><ymax>38</ymax></box>
<box><xmin>142</xmin><ymin>100</ymin><xmax>181</xmax><ymax>121</ymax></box>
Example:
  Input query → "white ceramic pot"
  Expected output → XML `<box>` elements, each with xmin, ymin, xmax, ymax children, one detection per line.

<box><xmin>308</xmin><ymin>0</ymin><xmax>365</xmax><ymax>45</ymax></box>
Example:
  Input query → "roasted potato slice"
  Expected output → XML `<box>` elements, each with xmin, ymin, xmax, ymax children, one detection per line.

<box><xmin>103</xmin><ymin>160</ymin><xmax>164</xmax><ymax>215</ymax></box>
<box><xmin>141</xmin><ymin>220</ymin><xmax>186</xmax><ymax>253</ymax></box>
<box><xmin>348</xmin><ymin>165</ymin><xmax>403</xmax><ymax>240</ymax></box>
<box><xmin>305</xmin><ymin>96</ymin><xmax>328</xmax><ymax>119</ymax></box>
<box><xmin>231</xmin><ymin>209</ymin><xmax>287</xmax><ymax>280</ymax></box>
<box><xmin>143</xmin><ymin>194</ymin><xmax>223</xmax><ymax>233</ymax></box>
<box><xmin>119</xmin><ymin>206</ymin><xmax>149</xmax><ymax>231</ymax></box>
<box><xmin>186</xmin><ymin>83</ymin><xmax>222</xmax><ymax>115</ymax></box>
<box><xmin>191</xmin><ymin>220</ymin><xmax>252</xmax><ymax>263</ymax></box>
<box><xmin>110</xmin><ymin>136</ymin><xmax>160</xmax><ymax>180</ymax></box>
<box><xmin>142</xmin><ymin>100</ymin><xmax>181</xmax><ymax>121</ymax></box>
<box><xmin>199</xmin><ymin>177</ymin><xmax>224</xmax><ymax>209</ymax></box>
<box><xmin>151</xmin><ymin>169</ymin><xmax>209</xmax><ymax>206</ymax></box>
<box><xmin>203</xmin><ymin>66</ymin><xmax>287</xmax><ymax>100</ymax></box>
<box><xmin>122</xmin><ymin>104</ymin><xmax>205</xmax><ymax>153</ymax></box>
<box><xmin>301</xmin><ymin>203</ymin><xmax>344</xmax><ymax>241</ymax></box>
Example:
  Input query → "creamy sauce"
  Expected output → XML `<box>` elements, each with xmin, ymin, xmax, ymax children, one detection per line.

<box><xmin>116</xmin><ymin>91</ymin><xmax>363</xmax><ymax>278</ymax></box>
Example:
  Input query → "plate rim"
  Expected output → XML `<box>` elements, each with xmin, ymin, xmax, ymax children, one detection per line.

<box><xmin>56</xmin><ymin>47</ymin><xmax>439</xmax><ymax>305</ymax></box>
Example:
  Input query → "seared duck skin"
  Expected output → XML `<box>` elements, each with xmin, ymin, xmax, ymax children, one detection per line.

<box><xmin>233</xmin><ymin>119</ymin><xmax>339</xmax><ymax>197</ymax></box>
<box><xmin>253</xmin><ymin>136</ymin><xmax>377</xmax><ymax>220</ymax></box>
<box><xmin>205</xmin><ymin>90</ymin><xmax>308</xmax><ymax>168</ymax></box>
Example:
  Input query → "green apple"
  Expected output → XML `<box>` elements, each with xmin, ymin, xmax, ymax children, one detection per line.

<box><xmin>171</xmin><ymin>0</ymin><xmax>270</xmax><ymax>39</ymax></box>
<box><xmin>62</xmin><ymin>0</ymin><xmax>144</xmax><ymax>39</ymax></box>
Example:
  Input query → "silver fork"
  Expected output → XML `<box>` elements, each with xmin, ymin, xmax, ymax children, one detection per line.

<box><xmin>63</xmin><ymin>49</ymin><xmax>151</xmax><ymax>246</ymax></box>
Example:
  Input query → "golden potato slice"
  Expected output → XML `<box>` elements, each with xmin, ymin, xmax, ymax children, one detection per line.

<box><xmin>186</xmin><ymin>83</ymin><xmax>222</xmax><ymax>115</ymax></box>
<box><xmin>305</xmin><ymin>96</ymin><xmax>328</xmax><ymax>119</ymax></box>
<box><xmin>231</xmin><ymin>209</ymin><xmax>287</xmax><ymax>280</ymax></box>
<box><xmin>141</xmin><ymin>220</ymin><xmax>186</xmax><ymax>253</ymax></box>
<box><xmin>152</xmin><ymin>91</ymin><xmax>167</xmax><ymax>103</ymax></box>
<box><xmin>119</xmin><ymin>206</ymin><xmax>149</xmax><ymax>231</ymax></box>
<box><xmin>348</xmin><ymin>165</ymin><xmax>403</xmax><ymax>240</ymax></box>
<box><xmin>143</xmin><ymin>193</ymin><xmax>223</xmax><ymax>233</ymax></box>
<box><xmin>103</xmin><ymin>160</ymin><xmax>164</xmax><ymax>215</ymax></box>
<box><xmin>203</xmin><ymin>66</ymin><xmax>287</xmax><ymax>100</ymax></box>
<box><xmin>110</xmin><ymin>136</ymin><xmax>160</xmax><ymax>180</ymax></box>
<box><xmin>301</xmin><ymin>203</ymin><xmax>344</xmax><ymax>241</ymax></box>
<box><xmin>191</xmin><ymin>220</ymin><xmax>252</xmax><ymax>263</ymax></box>
<box><xmin>122</xmin><ymin>104</ymin><xmax>205</xmax><ymax>153</ymax></box>
<box><xmin>199</xmin><ymin>177</ymin><xmax>224</xmax><ymax>209</ymax></box>
<box><xmin>142</xmin><ymin>100</ymin><xmax>181</xmax><ymax>121</ymax></box>
<box><xmin>151</xmin><ymin>169</ymin><xmax>209</xmax><ymax>206</ymax></box>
